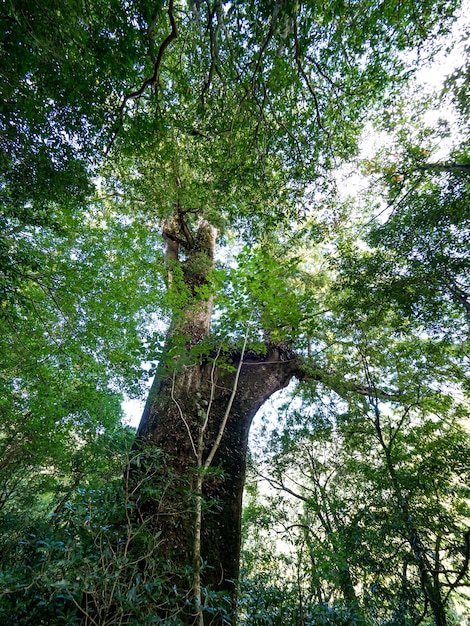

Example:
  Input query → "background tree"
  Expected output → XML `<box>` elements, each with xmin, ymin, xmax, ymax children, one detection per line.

<box><xmin>241</xmin><ymin>325</ymin><xmax>470</xmax><ymax>624</ymax></box>
<box><xmin>237</xmin><ymin>20</ymin><xmax>470</xmax><ymax>625</ymax></box>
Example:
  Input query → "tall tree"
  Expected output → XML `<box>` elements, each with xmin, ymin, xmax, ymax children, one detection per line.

<box><xmin>104</xmin><ymin>3</ymin><xmax>462</xmax><ymax>622</ymax></box>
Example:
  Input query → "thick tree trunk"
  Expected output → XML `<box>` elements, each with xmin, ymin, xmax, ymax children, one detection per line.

<box><xmin>135</xmin><ymin>342</ymin><xmax>298</xmax><ymax>622</ymax></box>
<box><xmin>130</xmin><ymin>215</ymin><xmax>300</xmax><ymax>623</ymax></box>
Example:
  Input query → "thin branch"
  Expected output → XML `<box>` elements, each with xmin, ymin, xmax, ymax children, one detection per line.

<box><xmin>257</xmin><ymin>471</ymin><xmax>309</xmax><ymax>503</ymax></box>
<box><xmin>251</xmin><ymin>0</ymin><xmax>284</xmax><ymax>93</ymax></box>
<box><xmin>444</xmin><ymin>530</ymin><xmax>470</xmax><ymax>603</ymax></box>
<box><xmin>293</xmin><ymin>13</ymin><xmax>328</xmax><ymax>136</ymax></box>
<box><xmin>71</xmin><ymin>595</ymin><xmax>100</xmax><ymax>626</ymax></box>
<box><xmin>389</xmin><ymin>402</ymin><xmax>415</xmax><ymax>447</ymax></box>
<box><xmin>413</xmin><ymin>595</ymin><xmax>429</xmax><ymax>626</ymax></box>
<box><xmin>305</xmin><ymin>53</ymin><xmax>341</xmax><ymax>90</ymax></box>
<box><xmin>200</xmin><ymin>343</ymin><xmax>223</xmax><ymax>438</ymax></box>
<box><xmin>359</xmin><ymin>176</ymin><xmax>424</xmax><ymax>232</ymax></box>
<box><xmin>203</xmin><ymin>325</ymin><xmax>250</xmax><ymax>471</ymax></box>
<box><xmin>201</xmin><ymin>0</ymin><xmax>222</xmax><ymax>100</ymax></box>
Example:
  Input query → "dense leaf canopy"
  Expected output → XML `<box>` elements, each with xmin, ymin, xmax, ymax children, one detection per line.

<box><xmin>1</xmin><ymin>0</ymin><xmax>470</xmax><ymax>623</ymax></box>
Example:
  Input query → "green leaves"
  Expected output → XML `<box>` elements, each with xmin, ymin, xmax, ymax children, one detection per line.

<box><xmin>2</xmin><ymin>0</ymin><xmax>470</xmax><ymax>621</ymax></box>
<box><xmin>243</xmin><ymin>367</ymin><xmax>470</xmax><ymax>621</ymax></box>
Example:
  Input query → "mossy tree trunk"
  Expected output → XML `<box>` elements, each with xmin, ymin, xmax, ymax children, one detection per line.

<box><xmin>133</xmin><ymin>215</ymin><xmax>300</xmax><ymax>624</ymax></box>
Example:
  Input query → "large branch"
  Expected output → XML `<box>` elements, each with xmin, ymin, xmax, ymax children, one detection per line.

<box><xmin>297</xmin><ymin>363</ymin><xmax>402</xmax><ymax>402</ymax></box>
<box><xmin>262</xmin><ymin>342</ymin><xmax>402</xmax><ymax>402</ymax></box>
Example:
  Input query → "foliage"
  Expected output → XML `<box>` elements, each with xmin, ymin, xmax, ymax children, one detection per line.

<box><xmin>239</xmin><ymin>61</ymin><xmax>470</xmax><ymax>614</ymax></box>
<box><xmin>0</xmin><ymin>446</ymin><xmax>232</xmax><ymax>625</ymax></box>
<box><xmin>2</xmin><ymin>0</ymin><xmax>470</xmax><ymax>623</ymax></box>
<box><xmin>241</xmin><ymin>376</ymin><xmax>470</xmax><ymax>623</ymax></box>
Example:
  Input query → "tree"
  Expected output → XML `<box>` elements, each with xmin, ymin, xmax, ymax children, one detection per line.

<box><xmin>115</xmin><ymin>1</ymin><xmax>464</xmax><ymax>618</ymax></box>
<box><xmin>335</xmin><ymin>51</ymin><xmax>470</xmax><ymax>338</ymax></box>
<box><xmin>237</xmin><ymin>51</ymin><xmax>470</xmax><ymax>624</ymax></box>
<box><xmin>241</xmin><ymin>323</ymin><xmax>470</xmax><ymax>624</ymax></box>
<box><xmin>1</xmin><ymin>1</ymin><xmax>468</xmax><ymax>624</ymax></box>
